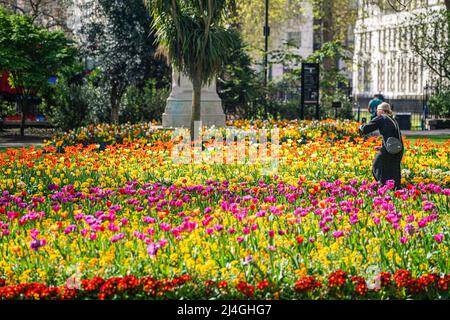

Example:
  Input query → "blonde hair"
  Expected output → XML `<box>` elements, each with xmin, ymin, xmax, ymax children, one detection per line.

<box><xmin>377</xmin><ymin>102</ymin><xmax>393</xmax><ymax>115</ymax></box>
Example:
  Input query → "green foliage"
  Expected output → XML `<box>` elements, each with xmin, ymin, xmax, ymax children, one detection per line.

<box><xmin>320</xmin><ymin>91</ymin><xmax>354</xmax><ymax>120</ymax></box>
<box><xmin>121</xmin><ymin>81</ymin><xmax>170</xmax><ymax>124</ymax></box>
<box><xmin>217</xmin><ymin>35</ymin><xmax>266</xmax><ymax>119</ymax></box>
<box><xmin>306</xmin><ymin>41</ymin><xmax>352</xmax><ymax>95</ymax></box>
<box><xmin>268</xmin><ymin>41</ymin><xmax>353</xmax><ymax>120</ymax></box>
<box><xmin>218</xmin><ymin>39</ymin><xmax>353</xmax><ymax>121</ymax></box>
<box><xmin>0</xmin><ymin>7</ymin><xmax>76</xmax><ymax>93</ymax></box>
<box><xmin>230</xmin><ymin>0</ymin><xmax>305</xmax><ymax>58</ymax></box>
<box><xmin>311</xmin><ymin>0</ymin><xmax>358</xmax><ymax>43</ymax></box>
<box><xmin>428</xmin><ymin>89</ymin><xmax>450</xmax><ymax>119</ymax></box>
<box><xmin>40</xmin><ymin>67</ymin><xmax>109</xmax><ymax>130</ymax></box>
<box><xmin>82</xmin><ymin>0</ymin><xmax>169</xmax><ymax>124</ymax></box>
<box><xmin>151</xmin><ymin>0</ymin><xmax>240</xmax><ymax>85</ymax></box>
<box><xmin>0</xmin><ymin>100</ymin><xmax>16</xmax><ymax>119</ymax></box>
<box><xmin>0</xmin><ymin>7</ymin><xmax>76</xmax><ymax>135</ymax></box>
<box><xmin>151</xmin><ymin>0</ymin><xmax>241</xmax><ymax>138</ymax></box>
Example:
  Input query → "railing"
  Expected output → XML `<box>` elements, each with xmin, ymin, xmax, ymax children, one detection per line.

<box><xmin>352</xmin><ymin>109</ymin><xmax>438</xmax><ymax>131</ymax></box>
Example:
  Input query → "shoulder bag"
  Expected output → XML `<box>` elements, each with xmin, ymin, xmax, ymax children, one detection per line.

<box><xmin>382</xmin><ymin>116</ymin><xmax>403</xmax><ymax>154</ymax></box>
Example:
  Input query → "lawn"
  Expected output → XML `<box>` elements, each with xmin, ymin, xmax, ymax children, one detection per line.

<box><xmin>406</xmin><ymin>135</ymin><xmax>450</xmax><ymax>145</ymax></box>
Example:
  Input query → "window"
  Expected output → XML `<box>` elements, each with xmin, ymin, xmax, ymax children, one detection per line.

<box><xmin>399</xmin><ymin>57</ymin><xmax>407</xmax><ymax>93</ymax></box>
<box><xmin>287</xmin><ymin>31</ymin><xmax>302</xmax><ymax>48</ymax></box>
<box><xmin>377</xmin><ymin>59</ymin><xmax>385</xmax><ymax>92</ymax></box>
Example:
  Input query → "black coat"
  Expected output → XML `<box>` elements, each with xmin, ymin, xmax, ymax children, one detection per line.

<box><xmin>359</xmin><ymin>115</ymin><xmax>404</xmax><ymax>189</ymax></box>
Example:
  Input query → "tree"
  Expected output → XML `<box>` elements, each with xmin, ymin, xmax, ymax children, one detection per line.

<box><xmin>217</xmin><ymin>34</ymin><xmax>264</xmax><ymax>119</ymax></box>
<box><xmin>380</xmin><ymin>0</ymin><xmax>449</xmax><ymax>12</ymax></box>
<box><xmin>411</xmin><ymin>9</ymin><xmax>450</xmax><ymax>86</ymax></box>
<box><xmin>230</xmin><ymin>0</ymin><xmax>305</xmax><ymax>59</ymax></box>
<box><xmin>370</xmin><ymin>1</ymin><xmax>450</xmax><ymax>86</ymax></box>
<box><xmin>270</xmin><ymin>40</ymin><xmax>353</xmax><ymax>119</ymax></box>
<box><xmin>82</xmin><ymin>0</ymin><xmax>168</xmax><ymax>124</ymax></box>
<box><xmin>310</xmin><ymin>0</ymin><xmax>357</xmax><ymax>71</ymax></box>
<box><xmin>0</xmin><ymin>0</ymin><xmax>73</xmax><ymax>33</ymax></box>
<box><xmin>0</xmin><ymin>7</ymin><xmax>76</xmax><ymax>136</ymax></box>
<box><xmin>150</xmin><ymin>0</ymin><xmax>239</xmax><ymax>140</ymax></box>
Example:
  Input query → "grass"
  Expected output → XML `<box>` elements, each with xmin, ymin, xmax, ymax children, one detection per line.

<box><xmin>405</xmin><ymin>135</ymin><xmax>450</xmax><ymax>145</ymax></box>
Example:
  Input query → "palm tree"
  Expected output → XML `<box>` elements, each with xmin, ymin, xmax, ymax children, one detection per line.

<box><xmin>149</xmin><ymin>0</ymin><xmax>239</xmax><ymax>141</ymax></box>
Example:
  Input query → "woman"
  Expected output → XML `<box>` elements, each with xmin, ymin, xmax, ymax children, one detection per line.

<box><xmin>359</xmin><ymin>102</ymin><xmax>404</xmax><ymax>189</ymax></box>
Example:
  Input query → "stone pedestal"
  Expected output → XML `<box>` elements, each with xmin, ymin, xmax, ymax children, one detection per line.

<box><xmin>162</xmin><ymin>70</ymin><xmax>226</xmax><ymax>128</ymax></box>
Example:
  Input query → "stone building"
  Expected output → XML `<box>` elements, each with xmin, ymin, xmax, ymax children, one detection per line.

<box><xmin>270</xmin><ymin>1</ymin><xmax>317</xmax><ymax>79</ymax></box>
<box><xmin>352</xmin><ymin>0</ymin><xmax>447</xmax><ymax>112</ymax></box>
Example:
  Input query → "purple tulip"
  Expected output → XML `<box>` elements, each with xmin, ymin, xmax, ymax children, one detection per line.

<box><xmin>147</xmin><ymin>242</ymin><xmax>160</xmax><ymax>258</ymax></box>
<box><xmin>332</xmin><ymin>231</ymin><xmax>344</xmax><ymax>238</ymax></box>
<box><xmin>30</xmin><ymin>239</ymin><xmax>46</xmax><ymax>251</ymax></box>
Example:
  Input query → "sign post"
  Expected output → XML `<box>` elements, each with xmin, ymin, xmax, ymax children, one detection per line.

<box><xmin>332</xmin><ymin>101</ymin><xmax>342</xmax><ymax>119</ymax></box>
<box><xmin>300</xmin><ymin>63</ymin><xmax>320</xmax><ymax>120</ymax></box>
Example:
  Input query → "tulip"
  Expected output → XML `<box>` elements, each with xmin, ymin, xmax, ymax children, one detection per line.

<box><xmin>434</xmin><ymin>234</ymin><xmax>444</xmax><ymax>243</ymax></box>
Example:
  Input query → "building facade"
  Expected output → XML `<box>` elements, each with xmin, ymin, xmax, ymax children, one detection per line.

<box><xmin>353</xmin><ymin>0</ymin><xmax>447</xmax><ymax>112</ymax></box>
<box><xmin>270</xmin><ymin>1</ymin><xmax>317</xmax><ymax>79</ymax></box>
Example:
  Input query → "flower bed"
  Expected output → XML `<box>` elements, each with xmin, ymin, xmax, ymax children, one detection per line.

<box><xmin>0</xmin><ymin>120</ymin><xmax>449</xmax><ymax>300</ymax></box>
<box><xmin>1</xmin><ymin>270</ymin><xmax>449</xmax><ymax>300</ymax></box>
<box><xmin>44</xmin><ymin>120</ymin><xmax>360</xmax><ymax>150</ymax></box>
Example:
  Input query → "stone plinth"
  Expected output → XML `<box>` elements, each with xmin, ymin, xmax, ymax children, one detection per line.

<box><xmin>162</xmin><ymin>71</ymin><xmax>226</xmax><ymax>128</ymax></box>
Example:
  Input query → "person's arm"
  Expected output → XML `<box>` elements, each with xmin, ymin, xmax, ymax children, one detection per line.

<box><xmin>359</xmin><ymin>116</ymin><xmax>382</xmax><ymax>135</ymax></box>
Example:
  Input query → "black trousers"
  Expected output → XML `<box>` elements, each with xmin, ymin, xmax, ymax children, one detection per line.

<box><xmin>372</xmin><ymin>149</ymin><xmax>403</xmax><ymax>189</ymax></box>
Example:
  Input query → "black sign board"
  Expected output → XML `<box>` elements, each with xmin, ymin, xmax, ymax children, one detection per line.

<box><xmin>332</xmin><ymin>101</ymin><xmax>342</xmax><ymax>108</ymax></box>
<box><xmin>300</xmin><ymin>63</ymin><xmax>320</xmax><ymax>120</ymax></box>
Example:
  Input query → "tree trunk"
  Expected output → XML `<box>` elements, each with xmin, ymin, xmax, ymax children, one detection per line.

<box><xmin>111</xmin><ymin>84</ymin><xmax>119</xmax><ymax>124</ymax></box>
<box><xmin>190</xmin><ymin>74</ymin><xmax>202</xmax><ymax>142</ymax></box>
<box><xmin>445</xmin><ymin>2</ymin><xmax>450</xmax><ymax>49</ymax></box>
<box><xmin>20</xmin><ymin>99</ymin><xmax>27</xmax><ymax>137</ymax></box>
<box><xmin>228</xmin><ymin>0</ymin><xmax>241</xmax><ymax>30</ymax></box>
<box><xmin>322</xmin><ymin>0</ymin><xmax>335</xmax><ymax>72</ymax></box>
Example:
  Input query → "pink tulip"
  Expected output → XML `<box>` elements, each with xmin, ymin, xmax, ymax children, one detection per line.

<box><xmin>434</xmin><ymin>234</ymin><xmax>444</xmax><ymax>243</ymax></box>
<box><xmin>332</xmin><ymin>231</ymin><xmax>344</xmax><ymax>238</ymax></box>
<box><xmin>158</xmin><ymin>238</ymin><xmax>168</xmax><ymax>247</ymax></box>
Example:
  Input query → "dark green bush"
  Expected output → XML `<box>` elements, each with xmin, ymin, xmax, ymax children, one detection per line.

<box><xmin>120</xmin><ymin>80</ymin><xmax>170</xmax><ymax>124</ymax></box>
<box><xmin>428</xmin><ymin>90</ymin><xmax>450</xmax><ymax>118</ymax></box>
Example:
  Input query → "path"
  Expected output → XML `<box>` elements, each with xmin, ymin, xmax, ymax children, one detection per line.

<box><xmin>0</xmin><ymin>135</ymin><xmax>49</xmax><ymax>148</ymax></box>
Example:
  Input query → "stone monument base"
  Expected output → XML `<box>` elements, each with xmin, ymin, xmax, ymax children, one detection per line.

<box><xmin>162</xmin><ymin>99</ymin><xmax>226</xmax><ymax>128</ymax></box>
<box><xmin>162</xmin><ymin>71</ymin><xmax>226</xmax><ymax>128</ymax></box>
